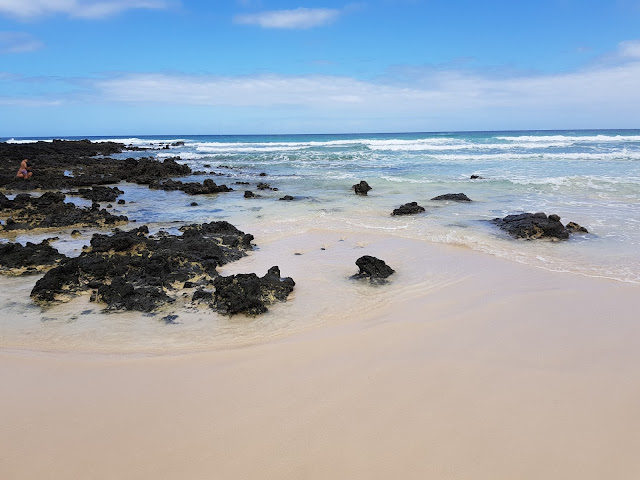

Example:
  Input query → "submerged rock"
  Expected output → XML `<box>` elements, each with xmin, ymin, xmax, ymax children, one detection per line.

<box><xmin>392</xmin><ymin>202</ymin><xmax>425</xmax><ymax>216</ymax></box>
<box><xmin>72</xmin><ymin>186</ymin><xmax>124</xmax><ymax>203</ymax></box>
<box><xmin>279</xmin><ymin>195</ymin><xmax>295</xmax><ymax>201</ymax></box>
<box><xmin>31</xmin><ymin>222</ymin><xmax>255</xmax><ymax>312</ymax></box>
<box><xmin>492</xmin><ymin>212</ymin><xmax>586</xmax><ymax>240</ymax></box>
<box><xmin>352</xmin><ymin>180</ymin><xmax>372</xmax><ymax>195</ymax></box>
<box><xmin>149</xmin><ymin>178</ymin><xmax>232</xmax><ymax>195</ymax></box>
<box><xmin>0</xmin><ymin>239</ymin><xmax>67</xmax><ymax>275</ymax></box>
<box><xmin>212</xmin><ymin>266</ymin><xmax>295</xmax><ymax>316</ymax></box>
<box><xmin>566</xmin><ymin>221</ymin><xmax>589</xmax><ymax>234</ymax></box>
<box><xmin>431</xmin><ymin>193</ymin><xmax>472</xmax><ymax>202</ymax></box>
<box><xmin>352</xmin><ymin>255</ymin><xmax>395</xmax><ymax>281</ymax></box>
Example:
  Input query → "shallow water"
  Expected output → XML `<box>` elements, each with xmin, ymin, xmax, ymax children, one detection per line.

<box><xmin>2</xmin><ymin>130</ymin><xmax>640</xmax><ymax>352</ymax></box>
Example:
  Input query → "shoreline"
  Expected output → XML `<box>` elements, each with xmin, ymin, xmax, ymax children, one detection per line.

<box><xmin>2</xmin><ymin>241</ymin><xmax>640</xmax><ymax>479</ymax></box>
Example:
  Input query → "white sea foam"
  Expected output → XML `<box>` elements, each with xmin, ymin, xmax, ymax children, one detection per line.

<box><xmin>5</xmin><ymin>138</ymin><xmax>47</xmax><ymax>143</ymax></box>
<box><xmin>496</xmin><ymin>134</ymin><xmax>640</xmax><ymax>143</ymax></box>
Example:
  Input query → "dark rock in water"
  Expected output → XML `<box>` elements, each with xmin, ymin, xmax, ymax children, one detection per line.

<box><xmin>0</xmin><ymin>191</ymin><xmax>128</xmax><ymax>231</ymax></box>
<box><xmin>492</xmin><ymin>212</ymin><xmax>577</xmax><ymax>240</ymax></box>
<box><xmin>192</xmin><ymin>289</ymin><xmax>213</xmax><ymax>302</ymax></box>
<box><xmin>117</xmin><ymin>199</ymin><xmax>125</xmax><ymax>205</ymax></box>
<box><xmin>352</xmin><ymin>180</ymin><xmax>372</xmax><ymax>195</ymax></box>
<box><xmin>566</xmin><ymin>221</ymin><xmax>588</xmax><ymax>233</ymax></box>
<box><xmin>259</xmin><ymin>172</ymin><xmax>267</xmax><ymax>177</ymax></box>
<box><xmin>212</xmin><ymin>266</ymin><xmax>295</xmax><ymax>316</ymax></box>
<box><xmin>352</xmin><ymin>255</ymin><xmax>395</xmax><ymax>280</ymax></box>
<box><xmin>244</xmin><ymin>191</ymin><xmax>259</xmax><ymax>198</ymax></box>
<box><xmin>0</xmin><ymin>239</ymin><xmax>67</xmax><ymax>275</ymax></box>
<box><xmin>149</xmin><ymin>178</ymin><xmax>232</xmax><ymax>195</ymax></box>
<box><xmin>431</xmin><ymin>193</ymin><xmax>472</xmax><ymax>202</ymax></box>
<box><xmin>190</xmin><ymin>202</ymin><xmax>198</xmax><ymax>206</ymax></box>
<box><xmin>31</xmin><ymin>222</ymin><xmax>255</xmax><ymax>312</ymax></box>
<box><xmin>392</xmin><ymin>202</ymin><xmax>425</xmax><ymax>216</ymax></box>
<box><xmin>71</xmin><ymin>229</ymin><xmax>81</xmax><ymax>236</ymax></box>
<box><xmin>171</xmin><ymin>141</ymin><xmax>185</xmax><ymax>147</ymax></box>
<box><xmin>470</xmin><ymin>175</ymin><xmax>484</xmax><ymax>180</ymax></box>
<box><xmin>279</xmin><ymin>195</ymin><xmax>294</xmax><ymax>201</ymax></box>
<box><xmin>257</xmin><ymin>182</ymin><xmax>273</xmax><ymax>190</ymax></box>
<box><xmin>161</xmin><ymin>314</ymin><xmax>179</xmax><ymax>324</ymax></box>
<box><xmin>73</xmin><ymin>186</ymin><xmax>123</xmax><ymax>203</ymax></box>
<box><xmin>235</xmin><ymin>181</ymin><xmax>250</xmax><ymax>185</ymax></box>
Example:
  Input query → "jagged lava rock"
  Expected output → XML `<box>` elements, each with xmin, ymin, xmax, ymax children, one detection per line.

<box><xmin>212</xmin><ymin>266</ymin><xmax>295</xmax><ymax>316</ymax></box>
<box><xmin>31</xmin><ymin>222</ymin><xmax>254</xmax><ymax>312</ymax></box>
<box><xmin>491</xmin><ymin>212</ymin><xmax>587</xmax><ymax>240</ymax></box>
<box><xmin>0</xmin><ymin>239</ymin><xmax>67</xmax><ymax>275</ymax></box>
<box><xmin>352</xmin><ymin>181</ymin><xmax>372</xmax><ymax>195</ymax></box>
<box><xmin>0</xmin><ymin>191</ymin><xmax>128</xmax><ymax>231</ymax></box>
<box><xmin>392</xmin><ymin>202</ymin><xmax>425</xmax><ymax>216</ymax></box>
<box><xmin>352</xmin><ymin>255</ymin><xmax>395</xmax><ymax>280</ymax></box>
<box><xmin>431</xmin><ymin>193</ymin><xmax>472</xmax><ymax>202</ymax></box>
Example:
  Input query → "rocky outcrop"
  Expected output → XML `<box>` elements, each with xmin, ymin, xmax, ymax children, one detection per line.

<box><xmin>212</xmin><ymin>266</ymin><xmax>295</xmax><ymax>316</ymax></box>
<box><xmin>431</xmin><ymin>193</ymin><xmax>472</xmax><ymax>202</ymax></box>
<box><xmin>0</xmin><ymin>191</ymin><xmax>128</xmax><ymax>231</ymax></box>
<box><xmin>392</xmin><ymin>202</ymin><xmax>425</xmax><ymax>216</ymax></box>
<box><xmin>72</xmin><ymin>186</ymin><xmax>124</xmax><ymax>203</ymax></box>
<box><xmin>352</xmin><ymin>181</ymin><xmax>372</xmax><ymax>195</ymax></box>
<box><xmin>0</xmin><ymin>239</ymin><xmax>67</xmax><ymax>275</ymax></box>
<box><xmin>352</xmin><ymin>256</ymin><xmax>395</xmax><ymax>281</ymax></box>
<box><xmin>0</xmin><ymin>141</ymin><xmax>193</xmax><ymax>192</ymax></box>
<box><xmin>492</xmin><ymin>212</ymin><xmax>587</xmax><ymax>240</ymax></box>
<box><xmin>566</xmin><ymin>221</ymin><xmax>588</xmax><ymax>233</ymax></box>
<box><xmin>149</xmin><ymin>178</ymin><xmax>232</xmax><ymax>195</ymax></box>
<box><xmin>31</xmin><ymin>222</ymin><xmax>255</xmax><ymax>311</ymax></box>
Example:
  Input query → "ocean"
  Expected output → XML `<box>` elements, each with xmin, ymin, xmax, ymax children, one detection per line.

<box><xmin>6</xmin><ymin>129</ymin><xmax>639</xmax><ymax>282</ymax></box>
<box><xmin>2</xmin><ymin>129</ymin><xmax>640</xmax><ymax>352</ymax></box>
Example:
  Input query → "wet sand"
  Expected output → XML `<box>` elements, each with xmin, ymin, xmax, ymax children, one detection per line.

<box><xmin>2</xmin><ymin>237</ymin><xmax>640</xmax><ymax>479</ymax></box>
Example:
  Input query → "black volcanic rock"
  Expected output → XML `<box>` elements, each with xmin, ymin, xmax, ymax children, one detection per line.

<box><xmin>0</xmin><ymin>141</ymin><xmax>190</xmax><ymax>192</ymax></box>
<box><xmin>566</xmin><ymin>221</ymin><xmax>588</xmax><ymax>234</ymax></box>
<box><xmin>491</xmin><ymin>212</ymin><xmax>586</xmax><ymax>240</ymax></box>
<box><xmin>31</xmin><ymin>222</ymin><xmax>255</xmax><ymax>312</ymax></box>
<box><xmin>279</xmin><ymin>195</ymin><xmax>294</xmax><ymax>201</ymax></box>
<box><xmin>212</xmin><ymin>266</ymin><xmax>295</xmax><ymax>316</ymax></box>
<box><xmin>72</xmin><ymin>186</ymin><xmax>124</xmax><ymax>203</ymax></box>
<box><xmin>392</xmin><ymin>202</ymin><xmax>425</xmax><ymax>216</ymax></box>
<box><xmin>431</xmin><ymin>193</ymin><xmax>472</xmax><ymax>202</ymax></box>
<box><xmin>149</xmin><ymin>178</ymin><xmax>232</xmax><ymax>195</ymax></box>
<box><xmin>352</xmin><ymin>180</ymin><xmax>372</xmax><ymax>195</ymax></box>
<box><xmin>352</xmin><ymin>255</ymin><xmax>395</xmax><ymax>281</ymax></box>
<box><xmin>0</xmin><ymin>239</ymin><xmax>67</xmax><ymax>275</ymax></box>
<box><xmin>0</xmin><ymin>191</ymin><xmax>128</xmax><ymax>231</ymax></box>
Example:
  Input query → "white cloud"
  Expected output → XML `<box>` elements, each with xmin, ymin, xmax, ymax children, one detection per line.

<box><xmin>3</xmin><ymin>39</ymin><xmax>640</xmax><ymax>132</ymax></box>
<box><xmin>0</xmin><ymin>0</ymin><xmax>171</xmax><ymax>20</ymax></box>
<box><xmin>0</xmin><ymin>31</ymin><xmax>42</xmax><ymax>53</ymax></box>
<box><xmin>618</xmin><ymin>40</ymin><xmax>640</xmax><ymax>58</ymax></box>
<box><xmin>89</xmin><ymin>56</ymin><xmax>640</xmax><ymax>118</ymax></box>
<box><xmin>234</xmin><ymin>7</ymin><xmax>340</xmax><ymax>29</ymax></box>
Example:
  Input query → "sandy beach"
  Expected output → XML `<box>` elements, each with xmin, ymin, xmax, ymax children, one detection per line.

<box><xmin>2</xmin><ymin>234</ymin><xmax>639</xmax><ymax>479</ymax></box>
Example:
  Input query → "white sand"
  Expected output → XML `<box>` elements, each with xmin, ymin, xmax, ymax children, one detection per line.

<box><xmin>1</xmin><ymin>235</ymin><xmax>640</xmax><ymax>479</ymax></box>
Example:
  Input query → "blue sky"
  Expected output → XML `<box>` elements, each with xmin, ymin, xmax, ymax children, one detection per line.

<box><xmin>1</xmin><ymin>0</ymin><xmax>640</xmax><ymax>136</ymax></box>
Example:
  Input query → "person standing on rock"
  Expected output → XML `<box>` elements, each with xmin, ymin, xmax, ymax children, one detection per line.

<box><xmin>16</xmin><ymin>159</ymin><xmax>33</xmax><ymax>179</ymax></box>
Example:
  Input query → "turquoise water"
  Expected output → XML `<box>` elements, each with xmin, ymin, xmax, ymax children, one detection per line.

<box><xmin>4</xmin><ymin>130</ymin><xmax>640</xmax><ymax>283</ymax></box>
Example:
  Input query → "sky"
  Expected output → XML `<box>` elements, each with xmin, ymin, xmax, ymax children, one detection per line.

<box><xmin>1</xmin><ymin>0</ymin><xmax>640</xmax><ymax>136</ymax></box>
